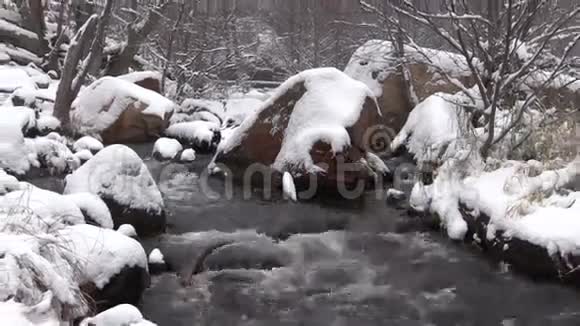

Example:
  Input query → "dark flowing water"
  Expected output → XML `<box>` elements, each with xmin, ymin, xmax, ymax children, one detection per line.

<box><xmin>30</xmin><ymin>143</ymin><xmax>580</xmax><ymax>326</ymax></box>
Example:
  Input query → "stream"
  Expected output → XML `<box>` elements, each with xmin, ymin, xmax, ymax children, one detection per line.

<box><xmin>30</xmin><ymin>143</ymin><xmax>580</xmax><ymax>326</ymax></box>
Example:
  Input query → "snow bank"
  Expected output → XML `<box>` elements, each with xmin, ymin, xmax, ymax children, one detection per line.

<box><xmin>59</xmin><ymin>224</ymin><xmax>148</xmax><ymax>289</ymax></box>
<box><xmin>73</xmin><ymin>136</ymin><xmax>104</xmax><ymax>153</ymax></box>
<box><xmin>152</xmin><ymin>137</ymin><xmax>182</xmax><ymax>160</ymax></box>
<box><xmin>64</xmin><ymin>145</ymin><xmax>164</xmax><ymax>214</ymax></box>
<box><xmin>80</xmin><ymin>304</ymin><xmax>156</xmax><ymax>326</ymax></box>
<box><xmin>345</xmin><ymin>40</ymin><xmax>474</xmax><ymax>97</ymax></box>
<box><xmin>65</xmin><ymin>193</ymin><xmax>113</xmax><ymax>229</ymax></box>
<box><xmin>70</xmin><ymin>77</ymin><xmax>175</xmax><ymax>138</ymax></box>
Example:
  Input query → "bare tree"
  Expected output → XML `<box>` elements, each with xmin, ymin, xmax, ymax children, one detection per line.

<box><xmin>53</xmin><ymin>0</ymin><xmax>114</xmax><ymax>131</ymax></box>
<box><xmin>381</xmin><ymin>0</ymin><xmax>579</xmax><ymax>158</ymax></box>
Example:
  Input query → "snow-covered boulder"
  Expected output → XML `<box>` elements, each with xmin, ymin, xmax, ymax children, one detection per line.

<box><xmin>0</xmin><ymin>107</ymin><xmax>36</xmax><ymax>175</ymax></box>
<box><xmin>80</xmin><ymin>304</ymin><xmax>157</xmax><ymax>326</ymax></box>
<box><xmin>29</xmin><ymin>135</ymin><xmax>81</xmax><ymax>175</ymax></box>
<box><xmin>70</xmin><ymin>76</ymin><xmax>175</xmax><ymax>144</ymax></box>
<box><xmin>152</xmin><ymin>137</ymin><xmax>182</xmax><ymax>161</ymax></box>
<box><xmin>73</xmin><ymin>136</ymin><xmax>104</xmax><ymax>154</ymax></box>
<box><xmin>59</xmin><ymin>224</ymin><xmax>150</xmax><ymax>311</ymax></box>
<box><xmin>148</xmin><ymin>248</ymin><xmax>166</xmax><ymax>274</ymax></box>
<box><xmin>212</xmin><ymin>67</ymin><xmax>386</xmax><ymax>191</ymax></box>
<box><xmin>74</xmin><ymin>149</ymin><xmax>94</xmax><ymax>163</ymax></box>
<box><xmin>0</xmin><ymin>66</ymin><xmax>37</xmax><ymax>93</ymax></box>
<box><xmin>118</xmin><ymin>71</ymin><xmax>162</xmax><ymax>94</ymax></box>
<box><xmin>345</xmin><ymin>40</ymin><xmax>475</xmax><ymax>132</ymax></box>
<box><xmin>165</xmin><ymin>121</ymin><xmax>221</xmax><ymax>153</ymax></box>
<box><xmin>64</xmin><ymin>145</ymin><xmax>166</xmax><ymax>236</ymax></box>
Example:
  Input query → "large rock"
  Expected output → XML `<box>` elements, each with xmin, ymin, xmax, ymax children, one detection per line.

<box><xmin>64</xmin><ymin>145</ymin><xmax>166</xmax><ymax>236</ymax></box>
<box><xmin>0</xmin><ymin>19</ymin><xmax>44</xmax><ymax>55</ymax></box>
<box><xmin>212</xmin><ymin>67</ymin><xmax>386</xmax><ymax>192</ymax></box>
<box><xmin>345</xmin><ymin>40</ymin><xmax>475</xmax><ymax>132</ymax></box>
<box><xmin>59</xmin><ymin>224</ymin><xmax>150</xmax><ymax>312</ymax></box>
<box><xmin>70</xmin><ymin>76</ymin><xmax>175</xmax><ymax>144</ymax></box>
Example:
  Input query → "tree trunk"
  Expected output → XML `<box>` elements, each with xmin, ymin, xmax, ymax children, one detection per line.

<box><xmin>53</xmin><ymin>15</ymin><xmax>98</xmax><ymax>132</ymax></box>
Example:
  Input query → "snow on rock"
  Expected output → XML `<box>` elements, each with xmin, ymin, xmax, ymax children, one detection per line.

<box><xmin>0</xmin><ymin>43</ymin><xmax>42</xmax><ymax>66</ymax></box>
<box><xmin>0</xmin><ymin>183</ymin><xmax>85</xmax><ymax>231</ymax></box>
<box><xmin>165</xmin><ymin>121</ymin><xmax>221</xmax><ymax>153</ymax></box>
<box><xmin>30</xmin><ymin>135</ymin><xmax>80</xmax><ymax>175</ymax></box>
<box><xmin>152</xmin><ymin>137</ymin><xmax>182</xmax><ymax>161</ymax></box>
<box><xmin>58</xmin><ymin>224</ymin><xmax>149</xmax><ymax>291</ymax></box>
<box><xmin>117</xmin><ymin>224</ymin><xmax>137</xmax><ymax>238</ymax></box>
<box><xmin>70</xmin><ymin>76</ymin><xmax>175</xmax><ymax>144</ymax></box>
<box><xmin>390</xmin><ymin>93</ymin><xmax>478</xmax><ymax>167</ymax></box>
<box><xmin>345</xmin><ymin>40</ymin><xmax>476</xmax><ymax>132</ymax></box>
<box><xmin>179</xmin><ymin>148</ymin><xmax>196</xmax><ymax>162</ymax></box>
<box><xmin>213</xmin><ymin>67</ymin><xmax>384</xmax><ymax>190</ymax></box>
<box><xmin>282</xmin><ymin>171</ymin><xmax>297</xmax><ymax>201</ymax></box>
<box><xmin>0</xmin><ymin>106</ymin><xmax>36</xmax><ymax>133</ymax></box>
<box><xmin>148</xmin><ymin>248</ymin><xmax>164</xmax><ymax>264</ymax></box>
<box><xmin>80</xmin><ymin>304</ymin><xmax>157</xmax><ymax>326</ymax></box>
<box><xmin>64</xmin><ymin>193</ymin><xmax>114</xmax><ymax>229</ymax></box>
<box><xmin>73</xmin><ymin>136</ymin><xmax>104</xmax><ymax>154</ymax></box>
<box><xmin>64</xmin><ymin>145</ymin><xmax>166</xmax><ymax>235</ymax></box>
<box><xmin>0</xmin><ymin>112</ymin><xmax>34</xmax><ymax>175</ymax></box>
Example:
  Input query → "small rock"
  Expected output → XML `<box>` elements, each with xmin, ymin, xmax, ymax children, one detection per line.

<box><xmin>179</xmin><ymin>148</ymin><xmax>196</xmax><ymax>162</ymax></box>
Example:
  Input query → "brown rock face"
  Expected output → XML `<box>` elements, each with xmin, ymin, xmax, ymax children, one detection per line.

<box><xmin>214</xmin><ymin>77</ymin><xmax>386</xmax><ymax>192</ymax></box>
<box><xmin>378</xmin><ymin>63</ymin><xmax>474</xmax><ymax>133</ymax></box>
<box><xmin>101</xmin><ymin>101</ymin><xmax>171</xmax><ymax>144</ymax></box>
<box><xmin>133</xmin><ymin>77</ymin><xmax>162</xmax><ymax>94</ymax></box>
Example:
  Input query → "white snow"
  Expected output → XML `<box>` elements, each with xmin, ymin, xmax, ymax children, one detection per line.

<box><xmin>0</xmin><ymin>116</ymin><xmax>33</xmax><ymax>175</ymax></box>
<box><xmin>70</xmin><ymin>77</ymin><xmax>175</xmax><ymax>139</ymax></box>
<box><xmin>152</xmin><ymin>137</ymin><xmax>183</xmax><ymax>160</ymax></box>
<box><xmin>117</xmin><ymin>224</ymin><xmax>137</xmax><ymax>238</ymax></box>
<box><xmin>148</xmin><ymin>248</ymin><xmax>165</xmax><ymax>264</ymax></box>
<box><xmin>64</xmin><ymin>145</ymin><xmax>164</xmax><ymax>214</ymax></box>
<box><xmin>175</xmin><ymin>99</ymin><xmax>225</xmax><ymax>125</ymax></box>
<box><xmin>30</xmin><ymin>136</ymin><xmax>80</xmax><ymax>174</ymax></box>
<box><xmin>59</xmin><ymin>224</ymin><xmax>148</xmax><ymax>289</ymax></box>
<box><xmin>165</xmin><ymin>121</ymin><xmax>219</xmax><ymax>146</ymax></box>
<box><xmin>80</xmin><ymin>304</ymin><xmax>156</xmax><ymax>326</ymax></box>
<box><xmin>73</xmin><ymin>136</ymin><xmax>104</xmax><ymax>153</ymax></box>
<box><xmin>180</xmin><ymin>148</ymin><xmax>196</xmax><ymax>162</ymax></box>
<box><xmin>345</xmin><ymin>40</ymin><xmax>475</xmax><ymax>98</ymax></box>
<box><xmin>224</xmin><ymin>97</ymin><xmax>264</xmax><ymax>127</ymax></box>
<box><xmin>64</xmin><ymin>193</ymin><xmax>114</xmax><ymax>229</ymax></box>
<box><xmin>282</xmin><ymin>171</ymin><xmax>297</xmax><ymax>202</ymax></box>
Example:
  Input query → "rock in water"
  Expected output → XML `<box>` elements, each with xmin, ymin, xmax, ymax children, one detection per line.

<box><xmin>80</xmin><ymin>304</ymin><xmax>157</xmax><ymax>326</ymax></box>
<box><xmin>64</xmin><ymin>145</ymin><xmax>166</xmax><ymax>236</ymax></box>
<box><xmin>165</xmin><ymin>121</ymin><xmax>221</xmax><ymax>153</ymax></box>
<box><xmin>70</xmin><ymin>76</ymin><xmax>175</xmax><ymax>144</ymax></box>
<box><xmin>212</xmin><ymin>67</ymin><xmax>386</xmax><ymax>193</ymax></box>
<box><xmin>60</xmin><ymin>225</ymin><xmax>150</xmax><ymax>312</ymax></box>
<box><xmin>152</xmin><ymin>137</ymin><xmax>183</xmax><ymax>161</ymax></box>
